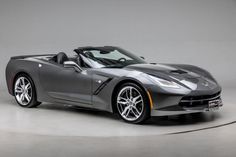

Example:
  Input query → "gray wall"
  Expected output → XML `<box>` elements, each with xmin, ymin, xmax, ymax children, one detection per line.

<box><xmin>1</xmin><ymin>0</ymin><xmax>236</xmax><ymax>89</ymax></box>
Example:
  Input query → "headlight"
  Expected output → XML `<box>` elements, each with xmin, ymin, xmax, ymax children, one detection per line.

<box><xmin>149</xmin><ymin>75</ymin><xmax>181</xmax><ymax>89</ymax></box>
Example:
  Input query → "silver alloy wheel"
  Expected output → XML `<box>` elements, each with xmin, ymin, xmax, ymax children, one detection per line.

<box><xmin>117</xmin><ymin>86</ymin><xmax>144</xmax><ymax>121</ymax></box>
<box><xmin>14</xmin><ymin>77</ymin><xmax>32</xmax><ymax>106</ymax></box>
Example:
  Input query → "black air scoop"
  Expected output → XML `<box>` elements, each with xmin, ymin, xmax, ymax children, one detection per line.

<box><xmin>170</xmin><ymin>69</ymin><xmax>187</xmax><ymax>74</ymax></box>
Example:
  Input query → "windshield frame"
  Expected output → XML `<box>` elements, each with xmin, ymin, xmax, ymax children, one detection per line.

<box><xmin>74</xmin><ymin>46</ymin><xmax>146</xmax><ymax>68</ymax></box>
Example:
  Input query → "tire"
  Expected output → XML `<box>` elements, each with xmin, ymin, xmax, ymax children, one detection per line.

<box><xmin>13</xmin><ymin>74</ymin><xmax>41</xmax><ymax>108</ymax></box>
<box><xmin>115</xmin><ymin>82</ymin><xmax>150</xmax><ymax>124</ymax></box>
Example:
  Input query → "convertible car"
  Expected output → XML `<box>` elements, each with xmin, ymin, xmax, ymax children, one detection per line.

<box><xmin>5</xmin><ymin>46</ymin><xmax>223</xmax><ymax>123</ymax></box>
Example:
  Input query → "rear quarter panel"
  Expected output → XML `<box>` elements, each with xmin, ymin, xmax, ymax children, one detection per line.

<box><xmin>5</xmin><ymin>58</ymin><xmax>42</xmax><ymax>97</ymax></box>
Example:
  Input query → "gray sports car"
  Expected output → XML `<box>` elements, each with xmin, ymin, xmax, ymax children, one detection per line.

<box><xmin>5</xmin><ymin>46</ymin><xmax>223</xmax><ymax>123</ymax></box>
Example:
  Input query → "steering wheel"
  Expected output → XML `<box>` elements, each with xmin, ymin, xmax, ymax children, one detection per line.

<box><xmin>118</xmin><ymin>57</ymin><xmax>127</xmax><ymax>62</ymax></box>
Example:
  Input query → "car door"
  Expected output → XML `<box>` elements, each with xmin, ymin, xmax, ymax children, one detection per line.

<box><xmin>39</xmin><ymin>62</ymin><xmax>92</xmax><ymax>105</ymax></box>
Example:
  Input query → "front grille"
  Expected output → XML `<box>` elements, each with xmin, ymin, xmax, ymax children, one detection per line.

<box><xmin>179</xmin><ymin>91</ymin><xmax>221</xmax><ymax>108</ymax></box>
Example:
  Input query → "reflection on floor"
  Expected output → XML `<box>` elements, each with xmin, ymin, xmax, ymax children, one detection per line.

<box><xmin>0</xmin><ymin>88</ymin><xmax>235</xmax><ymax>157</ymax></box>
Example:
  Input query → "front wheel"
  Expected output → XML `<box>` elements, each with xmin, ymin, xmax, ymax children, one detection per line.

<box><xmin>115</xmin><ymin>83</ymin><xmax>150</xmax><ymax>124</ymax></box>
<box><xmin>14</xmin><ymin>74</ymin><xmax>41</xmax><ymax>108</ymax></box>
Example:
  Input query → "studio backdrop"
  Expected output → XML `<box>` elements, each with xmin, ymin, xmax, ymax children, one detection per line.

<box><xmin>0</xmin><ymin>0</ymin><xmax>236</xmax><ymax>89</ymax></box>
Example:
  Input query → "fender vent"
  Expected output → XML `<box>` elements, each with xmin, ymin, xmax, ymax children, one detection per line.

<box><xmin>93</xmin><ymin>78</ymin><xmax>113</xmax><ymax>95</ymax></box>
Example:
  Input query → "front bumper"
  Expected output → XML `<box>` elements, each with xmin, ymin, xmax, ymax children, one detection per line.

<box><xmin>151</xmin><ymin>104</ymin><xmax>223</xmax><ymax>116</ymax></box>
<box><xmin>151</xmin><ymin>91</ymin><xmax>223</xmax><ymax>116</ymax></box>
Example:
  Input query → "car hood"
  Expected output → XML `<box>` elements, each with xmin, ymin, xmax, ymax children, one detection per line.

<box><xmin>125</xmin><ymin>63</ymin><xmax>218</xmax><ymax>91</ymax></box>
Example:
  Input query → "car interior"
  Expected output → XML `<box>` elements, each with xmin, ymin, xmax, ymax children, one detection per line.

<box><xmin>50</xmin><ymin>52</ymin><xmax>86</xmax><ymax>68</ymax></box>
<box><xmin>50</xmin><ymin>52</ymin><xmax>69</xmax><ymax>64</ymax></box>
<box><xmin>49</xmin><ymin>49</ymin><xmax>136</xmax><ymax>69</ymax></box>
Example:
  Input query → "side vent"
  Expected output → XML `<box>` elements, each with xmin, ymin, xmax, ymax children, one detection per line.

<box><xmin>93</xmin><ymin>78</ymin><xmax>113</xmax><ymax>95</ymax></box>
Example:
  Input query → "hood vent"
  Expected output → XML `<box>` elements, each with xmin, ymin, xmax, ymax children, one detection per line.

<box><xmin>170</xmin><ymin>69</ymin><xmax>187</xmax><ymax>74</ymax></box>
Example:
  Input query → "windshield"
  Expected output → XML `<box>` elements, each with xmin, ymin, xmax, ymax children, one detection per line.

<box><xmin>78</xmin><ymin>47</ymin><xmax>146</xmax><ymax>68</ymax></box>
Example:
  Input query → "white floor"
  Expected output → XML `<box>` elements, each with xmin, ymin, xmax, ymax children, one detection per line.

<box><xmin>0</xmin><ymin>88</ymin><xmax>235</xmax><ymax>157</ymax></box>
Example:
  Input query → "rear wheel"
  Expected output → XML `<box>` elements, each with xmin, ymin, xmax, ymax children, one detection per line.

<box><xmin>14</xmin><ymin>74</ymin><xmax>41</xmax><ymax>108</ymax></box>
<box><xmin>115</xmin><ymin>83</ymin><xmax>150</xmax><ymax>124</ymax></box>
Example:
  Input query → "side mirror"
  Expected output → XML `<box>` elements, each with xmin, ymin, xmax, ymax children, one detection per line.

<box><xmin>63</xmin><ymin>61</ymin><xmax>82</xmax><ymax>72</ymax></box>
<box><xmin>140</xmin><ymin>56</ymin><xmax>145</xmax><ymax>60</ymax></box>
